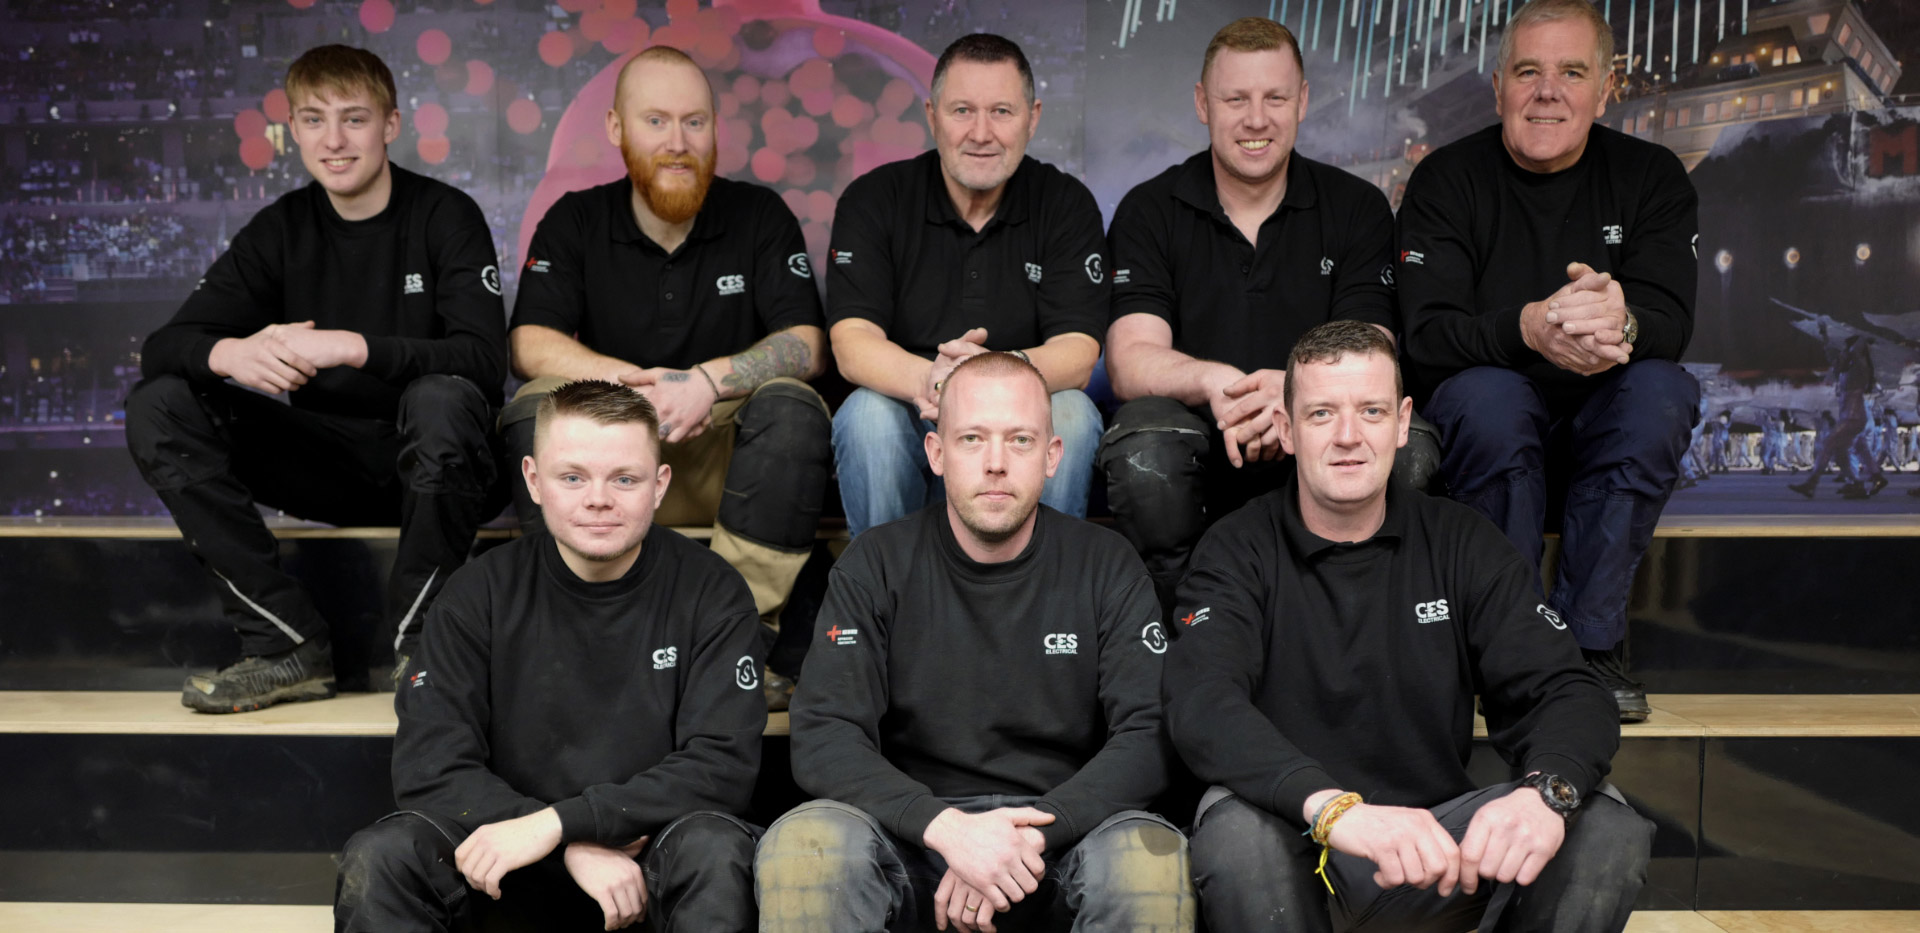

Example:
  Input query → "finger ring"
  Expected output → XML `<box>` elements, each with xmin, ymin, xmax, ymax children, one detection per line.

<box><xmin>934</xmin><ymin>381</ymin><xmax>945</xmax><ymax>392</ymax></box>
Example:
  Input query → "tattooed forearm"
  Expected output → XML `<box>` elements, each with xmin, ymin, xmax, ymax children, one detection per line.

<box><xmin>722</xmin><ymin>331</ymin><xmax>812</xmax><ymax>394</ymax></box>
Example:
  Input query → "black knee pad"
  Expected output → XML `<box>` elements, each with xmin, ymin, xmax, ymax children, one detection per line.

<box><xmin>724</xmin><ymin>382</ymin><xmax>831</xmax><ymax>549</ymax></box>
<box><xmin>1098</xmin><ymin>398</ymin><xmax>1211</xmax><ymax>554</ymax></box>
<box><xmin>655</xmin><ymin>811</ymin><xmax>756</xmax><ymax>865</ymax></box>
<box><xmin>1394</xmin><ymin>410</ymin><xmax>1443</xmax><ymax>492</ymax></box>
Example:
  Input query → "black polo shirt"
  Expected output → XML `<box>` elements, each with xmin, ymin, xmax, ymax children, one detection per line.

<box><xmin>826</xmin><ymin>150</ymin><xmax>1108</xmax><ymax>358</ymax></box>
<box><xmin>1107</xmin><ymin>150</ymin><xmax>1395</xmax><ymax>376</ymax></box>
<box><xmin>511</xmin><ymin>176</ymin><xmax>822</xmax><ymax>369</ymax></box>
<box><xmin>1162</xmin><ymin>473</ymin><xmax>1618</xmax><ymax>826</ymax></box>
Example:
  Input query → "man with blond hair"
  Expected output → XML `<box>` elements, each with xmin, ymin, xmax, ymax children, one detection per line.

<box><xmin>1397</xmin><ymin>0</ymin><xmax>1700</xmax><ymax>721</ymax></box>
<box><xmin>128</xmin><ymin>44</ymin><xmax>506</xmax><ymax>712</ymax></box>
<box><xmin>759</xmin><ymin>353</ymin><xmax>1193</xmax><ymax>933</ymax></box>
<box><xmin>503</xmin><ymin>47</ymin><xmax>831</xmax><ymax>708</ymax></box>
<box><xmin>1101</xmin><ymin>18</ymin><xmax>1416</xmax><ymax>610</ymax></box>
<box><xmin>335</xmin><ymin>381</ymin><xmax>765</xmax><ymax>933</ymax></box>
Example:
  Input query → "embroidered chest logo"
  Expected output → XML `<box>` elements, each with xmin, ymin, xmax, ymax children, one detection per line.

<box><xmin>826</xmin><ymin>623</ymin><xmax>859</xmax><ymax>646</ymax></box>
<box><xmin>403</xmin><ymin>273</ymin><xmax>425</xmax><ymax>295</ymax></box>
<box><xmin>481</xmin><ymin>265</ymin><xmax>501</xmax><ymax>296</ymax></box>
<box><xmin>1043</xmin><ymin>633</ymin><xmax>1078</xmax><ymax>655</ymax></box>
<box><xmin>1319</xmin><ymin>257</ymin><xmax>1334</xmax><ymax>276</ymax></box>
<box><xmin>788</xmin><ymin>252</ymin><xmax>811</xmax><ymax>278</ymax></box>
<box><xmin>1401</xmin><ymin>249</ymin><xmax>1425</xmax><ymax>265</ymax></box>
<box><xmin>1379</xmin><ymin>263</ymin><xmax>1395</xmax><ymax>286</ymax></box>
<box><xmin>1180</xmin><ymin>607</ymin><xmax>1210</xmax><ymax>627</ymax></box>
<box><xmin>651</xmin><ymin>647</ymin><xmax>678</xmax><ymax>670</ymax></box>
<box><xmin>832</xmin><ymin>249</ymin><xmax>854</xmax><ymax>265</ymax></box>
<box><xmin>1414</xmin><ymin>599</ymin><xmax>1451</xmax><ymax>624</ymax></box>
<box><xmin>1602</xmin><ymin>224</ymin><xmax>1624</xmax><ymax>245</ymax></box>
<box><xmin>734</xmin><ymin>656</ymin><xmax>760</xmax><ymax>691</ymax></box>
<box><xmin>525</xmin><ymin>257</ymin><xmax>551</xmax><ymax>274</ymax></box>
<box><xmin>1114</xmin><ymin>268</ymin><xmax>1131</xmax><ymax>285</ymax></box>
<box><xmin>716</xmin><ymin>274</ymin><xmax>746</xmax><ymax>296</ymax></box>
<box><xmin>409</xmin><ymin>670</ymin><xmax>428</xmax><ymax>689</ymax></box>
<box><xmin>1537</xmin><ymin>604</ymin><xmax>1567</xmax><ymax>630</ymax></box>
<box><xmin>1084</xmin><ymin>252</ymin><xmax>1104</xmax><ymax>283</ymax></box>
<box><xmin>1141</xmin><ymin>622</ymin><xmax>1168</xmax><ymax>655</ymax></box>
<box><xmin>1025</xmin><ymin>262</ymin><xmax>1043</xmax><ymax>283</ymax></box>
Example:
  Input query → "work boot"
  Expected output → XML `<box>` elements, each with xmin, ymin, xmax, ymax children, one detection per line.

<box><xmin>1788</xmin><ymin>477</ymin><xmax>1819</xmax><ymax>498</ymax></box>
<box><xmin>1582</xmin><ymin>644</ymin><xmax>1650</xmax><ymax>724</ymax></box>
<box><xmin>182</xmin><ymin>639</ymin><xmax>335</xmax><ymax>714</ymax></box>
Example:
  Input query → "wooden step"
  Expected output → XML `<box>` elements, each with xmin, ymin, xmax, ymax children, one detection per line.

<box><xmin>0</xmin><ymin>690</ymin><xmax>790</xmax><ymax>737</ymax></box>
<box><xmin>0</xmin><ymin>907</ymin><xmax>1910</xmax><ymax>933</ymax></box>
<box><xmin>1472</xmin><ymin>695</ymin><xmax>1920</xmax><ymax>738</ymax></box>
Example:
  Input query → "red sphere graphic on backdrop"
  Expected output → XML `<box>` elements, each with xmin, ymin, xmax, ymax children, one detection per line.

<box><xmin>517</xmin><ymin>0</ymin><xmax>937</xmax><ymax>282</ymax></box>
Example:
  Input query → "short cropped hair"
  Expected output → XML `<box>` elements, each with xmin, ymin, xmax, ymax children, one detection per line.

<box><xmin>1203</xmin><ymin>17</ymin><xmax>1305</xmax><ymax>83</ymax></box>
<box><xmin>612</xmin><ymin>44</ymin><xmax>711</xmax><ymax>112</ymax></box>
<box><xmin>534</xmin><ymin>380</ymin><xmax>661</xmax><ymax>459</ymax></box>
<box><xmin>1497</xmin><ymin>0</ymin><xmax>1614</xmax><ymax>75</ymax></box>
<box><xmin>286</xmin><ymin>45</ymin><xmax>397</xmax><ymax>115</ymax></box>
<box><xmin>931</xmin><ymin>33</ymin><xmax>1035</xmax><ymax>106</ymax></box>
<box><xmin>1283</xmin><ymin>321</ymin><xmax>1403</xmax><ymax>414</ymax></box>
<box><xmin>942</xmin><ymin>351</ymin><xmax>1053</xmax><ymax>435</ymax></box>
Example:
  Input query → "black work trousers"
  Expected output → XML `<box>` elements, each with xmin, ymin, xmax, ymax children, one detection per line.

<box><xmin>124</xmin><ymin>375</ymin><xmax>497</xmax><ymax>657</ymax></box>
<box><xmin>334</xmin><ymin>809</ymin><xmax>758</xmax><ymax>933</ymax></box>
<box><xmin>1188</xmin><ymin>782</ymin><xmax>1651</xmax><ymax>933</ymax></box>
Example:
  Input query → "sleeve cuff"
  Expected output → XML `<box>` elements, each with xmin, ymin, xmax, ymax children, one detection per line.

<box><xmin>361</xmin><ymin>334</ymin><xmax>399</xmax><ymax>381</ymax></box>
<box><xmin>897</xmin><ymin>793</ymin><xmax>952</xmax><ymax>846</ymax></box>
<box><xmin>1272</xmin><ymin>766</ymin><xmax>1341</xmax><ymax>830</ymax></box>
<box><xmin>551</xmin><ymin>796</ymin><xmax>597</xmax><ymax>845</ymax></box>
<box><xmin>188</xmin><ymin>336</ymin><xmax>225</xmax><ymax>382</ymax></box>
<box><xmin>1032</xmin><ymin>800</ymin><xmax>1078</xmax><ymax>855</ymax></box>
<box><xmin>1490</xmin><ymin>305</ymin><xmax>1531</xmax><ymax>365</ymax></box>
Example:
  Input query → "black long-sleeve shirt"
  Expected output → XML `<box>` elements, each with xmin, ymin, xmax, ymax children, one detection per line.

<box><xmin>392</xmin><ymin>527</ymin><xmax>766</xmax><ymax>845</ymax></box>
<box><xmin>1163</xmin><ymin>475</ymin><xmax>1618</xmax><ymax>828</ymax></box>
<box><xmin>1395</xmin><ymin>124</ymin><xmax>1697</xmax><ymax>403</ymax></box>
<box><xmin>142</xmin><ymin>165</ymin><xmax>507</xmax><ymax>419</ymax></box>
<box><xmin>791</xmin><ymin>506</ymin><xmax>1170</xmax><ymax>854</ymax></box>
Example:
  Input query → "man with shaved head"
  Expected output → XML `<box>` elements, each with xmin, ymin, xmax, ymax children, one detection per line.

<box><xmin>503</xmin><ymin>46</ymin><xmax>832</xmax><ymax>709</ymax></box>
<box><xmin>1396</xmin><ymin>0</ymin><xmax>1700</xmax><ymax>722</ymax></box>
<box><xmin>759</xmin><ymin>353</ymin><xmax>1194</xmax><ymax>933</ymax></box>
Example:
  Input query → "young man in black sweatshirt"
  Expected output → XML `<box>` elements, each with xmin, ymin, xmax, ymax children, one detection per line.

<box><xmin>334</xmin><ymin>381</ymin><xmax>765</xmax><ymax>932</ymax></box>
<box><xmin>1164</xmin><ymin>321</ymin><xmax>1649</xmax><ymax>933</ymax></box>
<box><xmin>125</xmin><ymin>45</ymin><xmax>506</xmax><ymax>712</ymax></box>
<box><xmin>1395</xmin><ymin>0</ymin><xmax>1700</xmax><ymax>722</ymax></box>
<box><xmin>503</xmin><ymin>49</ymin><xmax>832</xmax><ymax>707</ymax></box>
<box><xmin>757</xmin><ymin>353</ymin><xmax>1194</xmax><ymax>933</ymax></box>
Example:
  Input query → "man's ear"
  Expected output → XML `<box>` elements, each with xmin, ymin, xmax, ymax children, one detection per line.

<box><xmin>925</xmin><ymin>427</ymin><xmax>946</xmax><ymax>478</ymax></box>
<box><xmin>1397</xmin><ymin>397</ymin><xmax>1413</xmax><ymax>449</ymax></box>
<box><xmin>653</xmin><ymin>463</ymin><xmax>672</xmax><ymax>509</ymax></box>
<box><xmin>521</xmin><ymin>455</ymin><xmax>541</xmax><ymax>506</ymax></box>
<box><xmin>1276</xmin><ymin>404</ymin><xmax>1297</xmax><ymax>457</ymax></box>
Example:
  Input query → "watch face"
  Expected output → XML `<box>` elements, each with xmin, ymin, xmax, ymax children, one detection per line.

<box><xmin>1548</xmin><ymin>777</ymin><xmax>1578</xmax><ymax>808</ymax></box>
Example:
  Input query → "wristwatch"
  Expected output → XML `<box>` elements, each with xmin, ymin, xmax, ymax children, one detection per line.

<box><xmin>1520</xmin><ymin>772</ymin><xmax>1581</xmax><ymax>820</ymax></box>
<box><xmin>1621</xmin><ymin>310</ymin><xmax>1640</xmax><ymax>348</ymax></box>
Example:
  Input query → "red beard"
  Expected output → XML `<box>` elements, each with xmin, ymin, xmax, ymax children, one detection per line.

<box><xmin>627</xmin><ymin>147</ymin><xmax>714</xmax><ymax>225</ymax></box>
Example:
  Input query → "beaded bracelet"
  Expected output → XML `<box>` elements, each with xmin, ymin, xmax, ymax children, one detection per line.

<box><xmin>1310</xmin><ymin>791</ymin><xmax>1364</xmax><ymax>846</ymax></box>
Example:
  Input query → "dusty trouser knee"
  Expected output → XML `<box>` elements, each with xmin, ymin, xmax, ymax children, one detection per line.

<box><xmin>1056</xmin><ymin>810</ymin><xmax>1197</xmax><ymax>932</ymax></box>
<box><xmin>334</xmin><ymin>811</ymin><xmax>469</xmax><ymax>933</ymax></box>
<box><xmin>1098</xmin><ymin>397</ymin><xmax>1211</xmax><ymax>610</ymax></box>
<box><xmin>756</xmin><ymin>800</ymin><xmax>906</xmax><ymax>933</ymax></box>
<box><xmin>715</xmin><ymin>378</ymin><xmax>830</xmax><ymax>624</ymax></box>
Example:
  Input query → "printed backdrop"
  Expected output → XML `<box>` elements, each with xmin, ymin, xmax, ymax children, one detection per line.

<box><xmin>2</xmin><ymin>0</ymin><xmax>1915</xmax><ymax>516</ymax></box>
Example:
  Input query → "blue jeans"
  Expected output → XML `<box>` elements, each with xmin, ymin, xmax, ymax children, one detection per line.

<box><xmin>832</xmin><ymin>387</ymin><xmax>1102</xmax><ymax>536</ymax></box>
<box><xmin>1422</xmin><ymin>361</ymin><xmax>1699</xmax><ymax>651</ymax></box>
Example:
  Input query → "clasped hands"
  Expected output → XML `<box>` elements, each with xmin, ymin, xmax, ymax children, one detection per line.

<box><xmin>1308</xmin><ymin>785</ymin><xmax>1565</xmax><ymax>898</ymax></box>
<box><xmin>1521</xmin><ymin>262</ymin><xmax>1634</xmax><ymax>377</ymax></box>
<box><xmin>923</xmin><ymin>805</ymin><xmax>1055</xmax><ymax>932</ymax></box>
<box><xmin>452</xmin><ymin>808</ymin><xmax>652</xmax><ymax>931</ymax></box>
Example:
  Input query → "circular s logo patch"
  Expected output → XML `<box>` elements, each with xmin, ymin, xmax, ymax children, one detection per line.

<box><xmin>481</xmin><ymin>264</ymin><xmax>501</xmax><ymax>296</ymax></box>
<box><xmin>787</xmin><ymin>252</ymin><xmax>812</xmax><ymax>278</ymax></box>
<box><xmin>735</xmin><ymin>656</ymin><xmax>761</xmax><ymax>690</ymax></box>
<box><xmin>1084</xmin><ymin>252</ymin><xmax>1104</xmax><ymax>284</ymax></box>
<box><xmin>1141</xmin><ymin>622</ymin><xmax>1168</xmax><ymax>654</ymax></box>
<box><xmin>1536</xmin><ymin>604</ymin><xmax>1566</xmax><ymax>631</ymax></box>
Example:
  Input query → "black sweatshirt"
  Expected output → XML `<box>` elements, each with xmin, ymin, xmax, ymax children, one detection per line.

<box><xmin>392</xmin><ymin>527</ymin><xmax>766</xmax><ymax>844</ymax></box>
<box><xmin>1395</xmin><ymin>124</ymin><xmax>1697</xmax><ymax>403</ymax></box>
<box><xmin>1162</xmin><ymin>475</ymin><xmax>1618</xmax><ymax>828</ymax></box>
<box><xmin>791</xmin><ymin>506</ymin><xmax>1171</xmax><ymax>854</ymax></box>
<box><xmin>142</xmin><ymin>165</ymin><xmax>507</xmax><ymax>419</ymax></box>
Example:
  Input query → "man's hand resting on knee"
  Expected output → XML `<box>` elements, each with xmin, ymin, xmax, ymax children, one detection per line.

<box><xmin>1307</xmin><ymin>791</ymin><xmax>1462</xmax><ymax>896</ymax></box>
<box><xmin>563</xmin><ymin>836</ymin><xmax>650</xmax><ymax>931</ymax></box>
<box><xmin>922</xmin><ymin>807</ymin><xmax>1053</xmax><ymax>913</ymax></box>
<box><xmin>1458</xmin><ymin>786</ymin><xmax>1565</xmax><ymax>894</ymax></box>
<box><xmin>453</xmin><ymin>807</ymin><xmax>563</xmax><ymax>900</ymax></box>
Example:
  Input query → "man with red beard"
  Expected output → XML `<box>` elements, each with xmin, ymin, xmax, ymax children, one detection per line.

<box><xmin>504</xmin><ymin>46</ymin><xmax>831</xmax><ymax>710</ymax></box>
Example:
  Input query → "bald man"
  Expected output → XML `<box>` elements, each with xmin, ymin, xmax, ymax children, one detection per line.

<box><xmin>502</xmin><ymin>47</ymin><xmax>831</xmax><ymax>710</ymax></box>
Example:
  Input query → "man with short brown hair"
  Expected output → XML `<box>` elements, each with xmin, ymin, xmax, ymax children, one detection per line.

<box><xmin>335</xmin><ymin>380</ymin><xmax>765</xmax><ymax>933</ymax></box>
<box><xmin>128</xmin><ymin>44</ymin><xmax>506</xmax><ymax>713</ymax></box>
